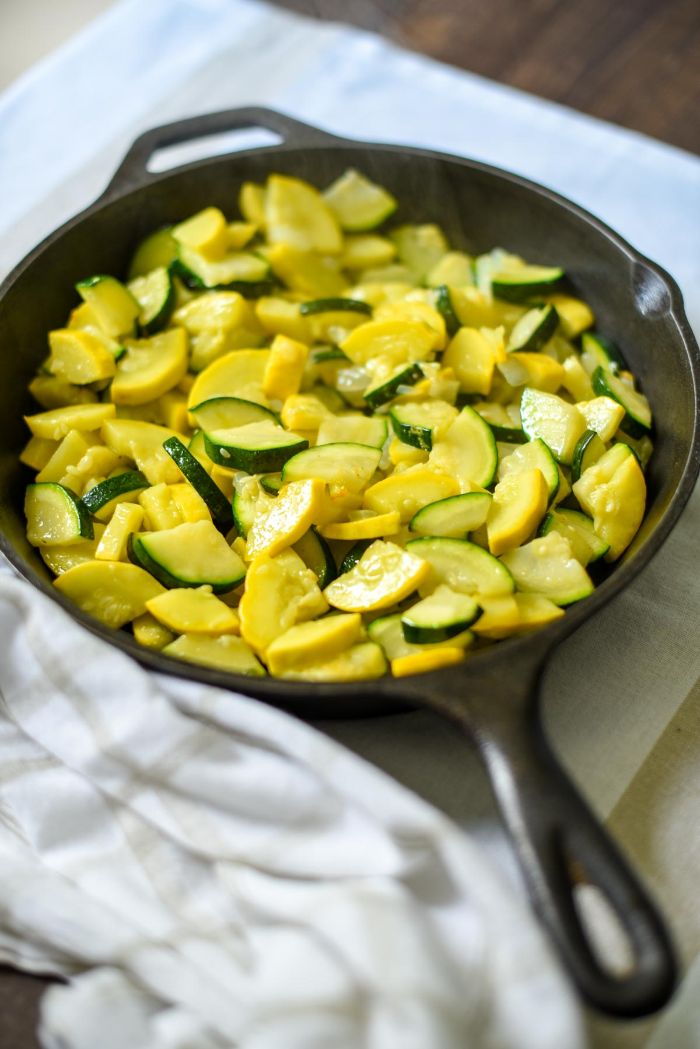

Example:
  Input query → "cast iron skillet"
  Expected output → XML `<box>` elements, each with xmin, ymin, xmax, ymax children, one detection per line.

<box><xmin>1</xmin><ymin>108</ymin><xmax>698</xmax><ymax>1018</ymax></box>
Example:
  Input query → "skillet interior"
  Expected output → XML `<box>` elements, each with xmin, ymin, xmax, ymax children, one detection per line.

<box><xmin>0</xmin><ymin>139</ymin><xmax>698</xmax><ymax>716</ymax></box>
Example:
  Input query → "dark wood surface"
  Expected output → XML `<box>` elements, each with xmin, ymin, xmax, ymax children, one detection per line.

<box><xmin>278</xmin><ymin>0</ymin><xmax>700</xmax><ymax>155</ymax></box>
<box><xmin>2</xmin><ymin>2</ymin><xmax>698</xmax><ymax>1047</ymax></box>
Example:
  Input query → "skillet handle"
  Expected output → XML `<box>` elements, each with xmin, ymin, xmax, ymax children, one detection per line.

<box><xmin>105</xmin><ymin>107</ymin><xmax>345</xmax><ymax>196</ymax></box>
<box><xmin>470</xmin><ymin>683</ymin><xmax>677</xmax><ymax>1017</ymax></box>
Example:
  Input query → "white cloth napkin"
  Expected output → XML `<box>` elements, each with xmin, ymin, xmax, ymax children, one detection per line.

<box><xmin>0</xmin><ymin>571</ymin><xmax>582</xmax><ymax>1048</ymax></box>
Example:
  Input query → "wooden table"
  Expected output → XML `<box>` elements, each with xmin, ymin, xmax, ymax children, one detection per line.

<box><xmin>1</xmin><ymin>1</ymin><xmax>698</xmax><ymax>1046</ymax></box>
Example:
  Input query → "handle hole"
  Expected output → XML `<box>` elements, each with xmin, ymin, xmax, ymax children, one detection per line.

<box><xmin>568</xmin><ymin>862</ymin><xmax>637</xmax><ymax>979</ymax></box>
<box><xmin>146</xmin><ymin>127</ymin><xmax>284</xmax><ymax>173</ymax></box>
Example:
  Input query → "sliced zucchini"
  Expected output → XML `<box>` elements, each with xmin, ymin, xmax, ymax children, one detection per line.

<box><xmin>128</xmin><ymin>227</ymin><xmax>178</xmax><ymax>280</ymax></box>
<box><xmin>25</xmin><ymin>482</ymin><xmax>94</xmax><ymax>546</ymax></box>
<box><xmin>128</xmin><ymin>267</ymin><xmax>175</xmax><ymax>335</ymax></box>
<box><xmin>311</xmin><ymin>346</ymin><xmax>350</xmax><ymax>364</ymax></box>
<box><xmin>506</xmin><ymin>304</ymin><xmax>558</xmax><ymax>353</ymax></box>
<box><xmin>389</xmin><ymin>400</ymin><xmax>458</xmax><ymax>451</ymax></box>
<box><xmin>75</xmin><ymin>275</ymin><xmax>140</xmax><ymax>338</ymax></box>
<box><xmin>173</xmin><ymin>246</ymin><xmax>271</xmax><ymax>293</ymax></box>
<box><xmin>265</xmin><ymin>173</ymin><xmax>342</xmax><ymax>254</ymax></box>
<box><xmin>163</xmin><ymin>634</ymin><xmax>266</xmax><ymax>676</ymax></box>
<box><xmin>129</xmin><ymin>520</ymin><xmax>246</xmax><ymax>592</ymax></box>
<box><xmin>316</xmin><ymin>413</ymin><xmax>387</xmax><ymax>449</ymax></box>
<box><xmin>434</xmin><ymin>285</ymin><xmax>461</xmax><ymax>337</ymax></box>
<box><xmin>592</xmin><ymin>367</ymin><xmax>652</xmax><ymax>434</ymax></box>
<box><xmin>363</xmin><ymin>362</ymin><xmax>425</xmax><ymax>409</ymax></box>
<box><xmin>405</xmin><ymin>536</ymin><xmax>514</xmax><ymax>597</ymax></box>
<box><xmin>41</xmin><ymin>529</ymin><xmax>104</xmax><ymax>575</ymax></box>
<box><xmin>491</xmin><ymin>265</ymin><xmax>564</xmax><ymax>303</ymax></box>
<box><xmin>429</xmin><ymin>406</ymin><xmax>498</xmax><ymax>489</ymax></box>
<box><xmin>571</xmin><ymin>429</ymin><xmax>606</xmax><ymax>483</ymax></box>
<box><xmin>81</xmin><ymin>471</ymin><xmax>147</xmax><ymax>514</ymax></box>
<box><xmin>260</xmin><ymin>473</ymin><xmax>283</xmax><ymax>496</ymax></box>
<box><xmin>293</xmin><ymin>528</ymin><xmax>336</xmax><ymax>588</ymax></box>
<box><xmin>232</xmin><ymin>475</ymin><xmax>270</xmax><ymax>538</ymax></box>
<box><xmin>497</xmin><ymin>437</ymin><xmax>560</xmax><ymax>501</ymax></box>
<box><xmin>367</xmin><ymin>612</ymin><xmax>473</xmax><ymax>660</ymax></box>
<box><xmin>581</xmin><ymin>333</ymin><xmax>625</xmax><ymax>376</ymax></box>
<box><xmin>204</xmin><ymin>422</ymin><xmax>308</xmax><ymax>473</ymax></box>
<box><xmin>282</xmin><ymin>443</ymin><xmax>381</xmax><ymax>493</ymax></box>
<box><xmin>500</xmin><ymin>532</ymin><xmax>594</xmax><ymax>605</ymax></box>
<box><xmin>265</xmin><ymin>613</ymin><xmax>362</xmax><ymax>675</ymax></box>
<box><xmin>323</xmin><ymin>169</ymin><xmax>397</xmax><ymax>231</ymax></box>
<box><xmin>110</xmin><ymin>328</ymin><xmax>188</xmax><ymax>406</ymax></box>
<box><xmin>162</xmin><ymin>436</ymin><xmax>234</xmax><ymax>532</ymax></box>
<box><xmin>401</xmin><ymin>585</ymin><xmax>481</xmax><ymax>643</ymax></box>
<box><xmin>339</xmin><ymin>539</ymin><xmax>372</xmax><ymax>574</ymax></box>
<box><xmin>390</xmin><ymin>225</ymin><xmax>448</xmax><ymax>282</ymax></box>
<box><xmin>54</xmin><ymin>560</ymin><xmax>165</xmax><ymax>628</ymax></box>
<box><xmin>520</xmin><ymin>388</ymin><xmax>587</xmax><ymax>465</ymax></box>
<box><xmin>539</xmin><ymin>508</ymin><xmax>609</xmax><ymax>565</ymax></box>
<box><xmin>190</xmin><ymin>396</ymin><xmax>277</xmax><ymax>432</ymax></box>
<box><xmin>299</xmin><ymin>297</ymin><xmax>372</xmax><ymax>316</ymax></box>
<box><xmin>409</xmin><ymin>492</ymin><xmax>492</xmax><ymax>537</ymax></box>
<box><xmin>324</xmin><ymin>540</ymin><xmax>429</xmax><ymax>612</ymax></box>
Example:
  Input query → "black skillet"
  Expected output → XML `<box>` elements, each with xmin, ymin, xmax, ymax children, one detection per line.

<box><xmin>1</xmin><ymin>108</ymin><xmax>698</xmax><ymax>1018</ymax></box>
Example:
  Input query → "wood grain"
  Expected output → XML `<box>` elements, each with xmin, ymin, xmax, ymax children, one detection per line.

<box><xmin>276</xmin><ymin>0</ymin><xmax>700</xmax><ymax>154</ymax></box>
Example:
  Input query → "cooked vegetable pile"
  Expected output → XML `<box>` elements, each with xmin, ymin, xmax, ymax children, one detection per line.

<box><xmin>21</xmin><ymin>169</ymin><xmax>653</xmax><ymax>681</ymax></box>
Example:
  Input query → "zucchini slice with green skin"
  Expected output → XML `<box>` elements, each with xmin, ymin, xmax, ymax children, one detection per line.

<box><xmin>172</xmin><ymin>246</ymin><xmax>273</xmax><ymax>295</ymax></box>
<box><xmin>520</xmin><ymin>387</ymin><xmax>587</xmax><ymax>465</ymax></box>
<box><xmin>506</xmin><ymin>304</ymin><xmax>558</xmax><ymax>353</ymax></box>
<box><xmin>299</xmin><ymin>297</ymin><xmax>372</xmax><ymax>316</ymax></box>
<box><xmin>497</xmin><ymin>438</ymin><xmax>560</xmax><ymax>501</ymax></box>
<box><xmin>128</xmin><ymin>227</ymin><xmax>178</xmax><ymax>280</ymax></box>
<box><xmin>190</xmin><ymin>396</ymin><xmax>278</xmax><ymax>432</ymax></box>
<box><xmin>260</xmin><ymin>473</ymin><xmax>283</xmax><ymax>496</ymax></box>
<box><xmin>162</xmin><ymin>437</ymin><xmax>234</xmax><ymax>532</ymax></box>
<box><xmin>489</xmin><ymin>424</ymin><xmax>527</xmax><ymax>444</ymax></box>
<box><xmin>128</xmin><ymin>266</ymin><xmax>175</xmax><ymax>335</ymax></box>
<box><xmin>81</xmin><ymin>471</ymin><xmax>148</xmax><ymax>514</ymax></box>
<box><xmin>282</xmin><ymin>442</ymin><xmax>381</xmax><ymax>493</ymax></box>
<box><xmin>367</xmin><ymin>612</ymin><xmax>473</xmax><ymax>660</ymax></box>
<box><xmin>401</xmin><ymin>585</ymin><xmax>481</xmax><ymax>643</ymax></box>
<box><xmin>429</xmin><ymin>406</ymin><xmax>499</xmax><ymax>489</ymax></box>
<box><xmin>311</xmin><ymin>346</ymin><xmax>349</xmax><ymax>363</ymax></box>
<box><xmin>434</xmin><ymin>285</ymin><xmax>461</xmax><ymax>337</ymax></box>
<box><xmin>25</xmin><ymin>482</ymin><xmax>94</xmax><ymax>545</ymax></box>
<box><xmin>581</xmin><ymin>332</ymin><xmax>625</xmax><ymax>375</ymax></box>
<box><xmin>405</xmin><ymin>536</ymin><xmax>514</xmax><ymax>597</ymax></box>
<box><xmin>363</xmin><ymin>362</ymin><xmax>425</xmax><ymax>409</ymax></box>
<box><xmin>538</xmin><ymin>508</ymin><xmax>609</xmax><ymax>565</ymax></box>
<box><xmin>129</xmin><ymin>520</ymin><xmax>246</xmax><ymax>592</ymax></box>
<box><xmin>500</xmin><ymin>532</ymin><xmax>594</xmax><ymax>606</ymax></box>
<box><xmin>491</xmin><ymin>266</ymin><xmax>564</xmax><ymax>303</ymax></box>
<box><xmin>591</xmin><ymin>367</ymin><xmax>652</xmax><ymax>435</ymax></box>
<box><xmin>571</xmin><ymin>429</ymin><xmax>606</xmax><ymax>483</ymax></box>
<box><xmin>339</xmin><ymin>539</ymin><xmax>372</xmax><ymax>574</ymax></box>
<box><xmin>409</xmin><ymin>492</ymin><xmax>492</xmax><ymax>537</ymax></box>
<box><xmin>323</xmin><ymin>169</ymin><xmax>397</xmax><ymax>231</ymax></box>
<box><xmin>76</xmin><ymin>275</ymin><xmax>140</xmax><ymax>338</ymax></box>
<box><xmin>293</xmin><ymin>528</ymin><xmax>336</xmax><ymax>588</ymax></box>
<box><xmin>204</xmin><ymin>423</ymin><xmax>308</xmax><ymax>473</ymax></box>
<box><xmin>390</xmin><ymin>401</ymin><xmax>457</xmax><ymax>452</ymax></box>
<box><xmin>232</xmin><ymin>477</ymin><xmax>269</xmax><ymax>538</ymax></box>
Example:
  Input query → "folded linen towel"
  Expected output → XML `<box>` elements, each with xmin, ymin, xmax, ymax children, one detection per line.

<box><xmin>0</xmin><ymin>568</ymin><xmax>583</xmax><ymax>1048</ymax></box>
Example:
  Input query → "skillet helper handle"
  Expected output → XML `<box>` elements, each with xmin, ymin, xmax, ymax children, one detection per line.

<box><xmin>105</xmin><ymin>107</ymin><xmax>344</xmax><ymax>196</ymax></box>
<box><xmin>474</xmin><ymin>705</ymin><xmax>677</xmax><ymax>1017</ymax></box>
